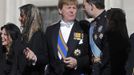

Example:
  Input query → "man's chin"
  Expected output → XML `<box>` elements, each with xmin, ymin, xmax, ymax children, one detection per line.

<box><xmin>84</xmin><ymin>11</ymin><xmax>92</xmax><ymax>18</ymax></box>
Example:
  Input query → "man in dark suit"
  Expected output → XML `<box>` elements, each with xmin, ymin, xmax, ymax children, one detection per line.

<box><xmin>45</xmin><ymin>0</ymin><xmax>91</xmax><ymax>75</ymax></box>
<box><xmin>126</xmin><ymin>33</ymin><xmax>134</xmax><ymax>75</ymax></box>
<box><xmin>83</xmin><ymin>0</ymin><xmax>110</xmax><ymax>75</ymax></box>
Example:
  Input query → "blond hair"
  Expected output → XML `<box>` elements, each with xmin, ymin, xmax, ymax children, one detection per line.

<box><xmin>20</xmin><ymin>4</ymin><xmax>43</xmax><ymax>42</ymax></box>
<box><xmin>58</xmin><ymin>0</ymin><xmax>78</xmax><ymax>9</ymax></box>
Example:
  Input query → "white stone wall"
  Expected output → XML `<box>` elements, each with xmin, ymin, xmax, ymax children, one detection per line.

<box><xmin>123</xmin><ymin>0</ymin><xmax>134</xmax><ymax>36</ymax></box>
<box><xmin>0</xmin><ymin>0</ymin><xmax>6</xmax><ymax>27</ymax></box>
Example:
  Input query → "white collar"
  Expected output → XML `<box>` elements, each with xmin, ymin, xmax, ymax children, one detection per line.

<box><xmin>60</xmin><ymin>20</ymin><xmax>74</xmax><ymax>28</ymax></box>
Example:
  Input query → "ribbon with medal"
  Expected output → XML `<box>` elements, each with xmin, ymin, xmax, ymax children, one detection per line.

<box><xmin>73</xmin><ymin>32</ymin><xmax>83</xmax><ymax>56</ymax></box>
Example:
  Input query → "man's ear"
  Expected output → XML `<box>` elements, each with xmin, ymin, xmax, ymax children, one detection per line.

<box><xmin>90</xmin><ymin>3</ymin><xmax>94</xmax><ymax>11</ymax></box>
<box><xmin>91</xmin><ymin>3</ymin><xmax>96</xmax><ymax>11</ymax></box>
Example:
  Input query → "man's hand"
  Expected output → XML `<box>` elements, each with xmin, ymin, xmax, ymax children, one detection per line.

<box><xmin>63</xmin><ymin>57</ymin><xmax>77</xmax><ymax>69</ymax></box>
<box><xmin>23</xmin><ymin>47</ymin><xmax>37</xmax><ymax>62</ymax></box>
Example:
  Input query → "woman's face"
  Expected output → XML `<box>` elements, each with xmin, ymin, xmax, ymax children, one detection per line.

<box><xmin>1</xmin><ymin>28</ymin><xmax>12</xmax><ymax>47</ymax></box>
<box><xmin>19</xmin><ymin>10</ymin><xmax>26</xmax><ymax>27</ymax></box>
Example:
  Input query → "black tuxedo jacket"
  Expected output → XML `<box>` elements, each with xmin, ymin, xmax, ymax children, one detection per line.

<box><xmin>45</xmin><ymin>20</ymin><xmax>91</xmax><ymax>75</ymax></box>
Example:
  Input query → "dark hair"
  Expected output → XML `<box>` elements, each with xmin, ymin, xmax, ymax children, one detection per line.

<box><xmin>107</xmin><ymin>8</ymin><xmax>126</xmax><ymax>32</ymax></box>
<box><xmin>1</xmin><ymin>23</ymin><xmax>21</xmax><ymax>57</ymax></box>
<box><xmin>107</xmin><ymin>8</ymin><xmax>129</xmax><ymax>41</ymax></box>
<box><xmin>19</xmin><ymin>4</ymin><xmax>43</xmax><ymax>42</ymax></box>
<box><xmin>1</xmin><ymin>23</ymin><xmax>21</xmax><ymax>41</ymax></box>
<box><xmin>86</xmin><ymin>0</ymin><xmax>105</xmax><ymax>9</ymax></box>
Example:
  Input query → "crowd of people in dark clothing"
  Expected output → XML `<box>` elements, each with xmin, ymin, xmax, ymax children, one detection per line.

<box><xmin>0</xmin><ymin>0</ymin><xmax>134</xmax><ymax>75</ymax></box>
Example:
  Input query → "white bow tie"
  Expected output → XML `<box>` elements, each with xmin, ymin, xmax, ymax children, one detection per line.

<box><xmin>60</xmin><ymin>21</ymin><xmax>74</xmax><ymax>28</ymax></box>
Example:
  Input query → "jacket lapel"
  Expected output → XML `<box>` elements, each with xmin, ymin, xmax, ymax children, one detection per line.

<box><xmin>51</xmin><ymin>22</ymin><xmax>61</xmax><ymax>59</ymax></box>
<box><xmin>67</xmin><ymin>21</ymin><xmax>81</xmax><ymax>56</ymax></box>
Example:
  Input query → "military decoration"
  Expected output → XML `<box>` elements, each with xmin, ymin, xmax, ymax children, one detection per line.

<box><xmin>98</xmin><ymin>25</ymin><xmax>103</xmax><ymax>32</ymax></box>
<box><xmin>92</xmin><ymin>21</ymin><xmax>97</xmax><ymax>26</ymax></box>
<box><xmin>74</xmin><ymin>49</ymin><xmax>81</xmax><ymax>56</ymax></box>
<box><xmin>74</xmin><ymin>32</ymin><xmax>83</xmax><ymax>40</ymax></box>
<box><xmin>99</xmin><ymin>33</ymin><xmax>103</xmax><ymax>39</ymax></box>
<box><xmin>94</xmin><ymin>34</ymin><xmax>97</xmax><ymax>40</ymax></box>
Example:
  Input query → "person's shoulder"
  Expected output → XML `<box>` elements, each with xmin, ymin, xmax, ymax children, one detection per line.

<box><xmin>36</xmin><ymin>30</ymin><xmax>44</xmax><ymax>35</ymax></box>
<box><xmin>130</xmin><ymin>33</ymin><xmax>134</xmax><ymax>39</ymax></box>
<box><xmin>46</xmin><ymin>21</ymin><xmax>60</xmax><ymax>32</ymax></box>
<box><xmin>79</xmin><ymin>20</ymin><xmax>90</xmax><ymax>25</ymax></box>
<box><xmin>48</xmin><ymin>21</ymin><xmax>59</xmax><ymax>28</ymax></box>
<box><xmin>32</xmin><ymin>30</ymin><xmax>45</xmax><ymax>38</ymax></box>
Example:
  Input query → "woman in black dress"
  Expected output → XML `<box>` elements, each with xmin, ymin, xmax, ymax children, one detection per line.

<box><xmin>0</xmin><ymin>23</ymin><xmax>21</xmax><ymax>75</ymax></box>
<box><xmin>18</xmin><ymin>4</ymin><xmax>48</xmax><ymax>75</ymax></box>
<box><xmin>107</xmin><ymin>8</ymin><xmax>130</xmax><ymax>75</ymax></box>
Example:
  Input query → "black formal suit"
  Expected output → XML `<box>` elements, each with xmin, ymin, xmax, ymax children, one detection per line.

<box><xmin>126</xmin><ymin>33</ymin><xmax>134</xmax><ymax>75</ymax></box>
<box><xmin>89</xmin><ymin>11</ymin><xmax>111</xmax><ymax>75</ymax></box>
<box><xmin>45</xmin><ymin>20</ymin><xmax>91</xmax><ymax>75</ymax></box>
<box><xmin>17</xmin><ymin>30</ymin><xmax>49</xmax><ymax>75</ymax></box>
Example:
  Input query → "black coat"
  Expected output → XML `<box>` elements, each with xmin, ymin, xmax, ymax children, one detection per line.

<box><xmin>45</xmin><ymin>20</ymin><xmax>91</xmax><ymax>75</ymax></box>
<box><xmin>89</xmin><ymin>11</ymin><xmax>111</xmax><ymax>75</ymax></box>
<box><xmin>107</xmin><ymin>29</ymin><xmax>130</xmax><ymax>75</ymax></box>
<box><xmin>106</xmin><ymin>8</ymin><xmax>130</xmax><ymax>75</ymax></box>
<box><xmin>126</xmin><ymin>33</ymin><xmax>134</xmax><ymax>75</ymax></box>
<box><xmin>17</xmin><ymin>31</ymin><xmax>48</xmax><ymax>75</ymax></box>
<box><xmin>0</xmin><ymin>41</ymin><xmax>20</xmax><ymax>75</ymax></box>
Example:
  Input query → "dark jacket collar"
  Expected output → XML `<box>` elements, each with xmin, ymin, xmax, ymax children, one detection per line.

<box><xmin>92</xmin><ymin>10</ymin><xmax>107</xmax><ymax>23</ymax></box>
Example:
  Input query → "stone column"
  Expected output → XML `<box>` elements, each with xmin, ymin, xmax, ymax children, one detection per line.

<box><xmin>5</xmin><ymin>0</ymin><xmax>25</xmax><ymax>27</ymax></box>
<box><xmin>0</xmin><ymin>0</ymin><xmax>6</xmax><ymax>27</ymax></box>
<box><xmin>6</xmin><ymin>0</ymin><xmax>17</xmax><ymax>24</ymax></box>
